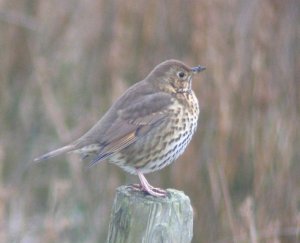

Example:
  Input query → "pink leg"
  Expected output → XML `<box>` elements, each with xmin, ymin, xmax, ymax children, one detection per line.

<box><xmin>135</xmin><ymin>169</ymin><xmax>167</xmax><ymax>197</ymax></box>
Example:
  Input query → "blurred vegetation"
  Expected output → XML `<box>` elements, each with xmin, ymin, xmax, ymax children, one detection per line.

<box><xmin>0</xmin><ymin>0</ymin><xmax>299</xmax><ymax>242</ymax></box>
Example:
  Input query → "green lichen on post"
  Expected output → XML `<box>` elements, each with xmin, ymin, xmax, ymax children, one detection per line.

<box><xmin>106</xmin><ymin>185</ymin><xmax>193</xmax><ymax>243</ymax></box>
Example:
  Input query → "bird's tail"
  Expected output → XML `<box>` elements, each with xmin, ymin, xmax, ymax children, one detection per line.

<box><xmin>34</xmin><ymin>144</ymin><xmax>76</xmax><ymax>162</ymax></box>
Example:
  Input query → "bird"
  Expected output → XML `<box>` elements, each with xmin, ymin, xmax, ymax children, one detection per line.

<box><xmin>34</xmin><ymin>59</ymin><xmax>206</xmax><ymax>197</ymax></box>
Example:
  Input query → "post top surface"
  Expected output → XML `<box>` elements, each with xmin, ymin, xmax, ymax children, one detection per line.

<box><xmin>116</xmin><ymin>185</ymin><xmax>191</xmax><ymax>204</ymax></box>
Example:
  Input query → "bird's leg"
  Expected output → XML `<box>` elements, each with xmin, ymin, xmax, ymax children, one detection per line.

<box><xmin>135</xmin><ymin>169</ymin><xmax>167</xmax><ymax>197</ymax></box>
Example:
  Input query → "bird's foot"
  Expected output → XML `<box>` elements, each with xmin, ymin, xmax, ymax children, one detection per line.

<box><xmin>128</xmin><ymin>183</ymin><xmax>167</xmax><ymax>197</ymax></box>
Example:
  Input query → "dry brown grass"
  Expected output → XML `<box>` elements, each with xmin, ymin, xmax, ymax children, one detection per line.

<box><xmin>0</xmin><ymin>0</ymin><xmax>299</xmax><ymax>242</ymax></box>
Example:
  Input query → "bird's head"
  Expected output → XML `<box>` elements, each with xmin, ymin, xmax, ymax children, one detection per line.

<box><xmin>146</xmin><ymin>59</ymin><xmax>206</xmax><ymax>94</ymax></box>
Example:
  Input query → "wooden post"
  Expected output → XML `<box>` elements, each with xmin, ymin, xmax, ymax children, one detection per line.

<box><xmin>106</xmin><ymin>185</ymin><xmax>193</xmax><ymax>243</ymax></box>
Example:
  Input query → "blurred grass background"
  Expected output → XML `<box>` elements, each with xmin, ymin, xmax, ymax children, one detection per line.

<box><xmin>0</xmin><ymin>0</ymin><xmax>299</xmax><ymax>242</ymax></box>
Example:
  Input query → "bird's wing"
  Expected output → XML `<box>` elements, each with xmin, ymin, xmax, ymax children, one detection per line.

<box><xmin>88</xmin><ymin>92</ymin><xmax>173</xmax><ymax>166</ymax></box>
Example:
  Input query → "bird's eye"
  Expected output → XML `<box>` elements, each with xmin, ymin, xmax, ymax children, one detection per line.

<box><xmin>177</xmin><ymin>71</ymin><xmax>186</xmax><ymax>79</ymax></box>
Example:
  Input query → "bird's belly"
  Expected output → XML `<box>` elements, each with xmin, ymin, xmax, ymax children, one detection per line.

<box><xmin>109</xmin><ymin>108</ymin><xmax>199</xmax><ymax>175</ymax></box>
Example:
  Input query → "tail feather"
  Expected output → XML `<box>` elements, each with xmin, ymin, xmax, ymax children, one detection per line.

<box><xmin>34</xmin><ymin>144</ymin><xmax>76</xmax><ymax>162</ymax></box>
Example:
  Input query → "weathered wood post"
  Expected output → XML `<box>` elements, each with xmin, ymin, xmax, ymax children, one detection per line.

<box><xmin>106</xmin><ymin>185</ymin><xmax>193</xmax><ymax>243</ymax></box>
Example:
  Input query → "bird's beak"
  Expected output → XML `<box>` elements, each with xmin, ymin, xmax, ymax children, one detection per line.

<box><xmin>191</xmin><ymin>65</ymin><xmax>206</xmax><ymax>73</ymax></box>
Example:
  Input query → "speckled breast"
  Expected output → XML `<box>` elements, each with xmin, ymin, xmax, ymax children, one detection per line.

<box><xmin>109</xmin><ymin>91</ymin><xmax>200</xmax><ymax>175</ymax></box>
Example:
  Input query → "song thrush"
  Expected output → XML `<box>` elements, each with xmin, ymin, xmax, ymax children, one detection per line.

<box><xmin>35</xmin><ymin>59</ymin><xmax>206</xmax><ymax>197</ymax></box>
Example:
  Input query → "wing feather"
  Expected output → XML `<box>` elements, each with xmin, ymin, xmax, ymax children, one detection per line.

<box><xmin>88</xmin><ymin>92</ymin><xmax>172</xmax><ymax>166</ymax></box>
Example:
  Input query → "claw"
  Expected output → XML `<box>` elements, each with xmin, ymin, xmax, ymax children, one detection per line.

<box><xmin>135</xmin><ymin>169</ymin><xmax>167</xmax><ymax>197</ymax></box>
